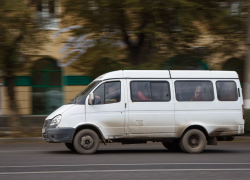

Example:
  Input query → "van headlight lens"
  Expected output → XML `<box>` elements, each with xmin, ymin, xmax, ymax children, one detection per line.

<box><xmin>50</xmin><ymin>115</ymin><xmax>62</xmax><ymax>126</ymax></box>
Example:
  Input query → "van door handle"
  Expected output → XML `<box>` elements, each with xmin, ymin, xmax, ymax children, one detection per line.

<box><xmin>125</xmin><ymin>103</ymin><xmax>127</xmax><ymax>109</ymax></box>
<box><xmin>238</xmin><ymin>88</ymin><xmax>240</xmax><ymax>97</ymax></box>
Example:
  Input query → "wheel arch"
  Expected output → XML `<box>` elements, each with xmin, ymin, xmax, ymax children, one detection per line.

<box><xmin>73</xmin><ymin>124</ymin><xmax>106</xmax><ymax>144</ymax></box>
<box><xmin>181</xmin><ymin>125</ymin><xmax>209</xmax><ymax>139</ymax></box>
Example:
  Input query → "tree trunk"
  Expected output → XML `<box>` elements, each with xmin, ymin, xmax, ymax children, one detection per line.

<box><xmin>130</xmin><ymin>47</ymin><xmax>141</xmax><ymax>66</ymax></box>
<box><xmin>5</xmin><ymin>74</ymin><xmax>20</xmax><ymax>131</ymax></box>
<box><xmin>128</xmin><ymin>33</ymin><xmax>145</xmax><ymax>66</ymax></box>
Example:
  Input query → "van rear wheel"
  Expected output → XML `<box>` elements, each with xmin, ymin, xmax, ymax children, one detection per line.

<box><xmin>180</xmin><ymin>129</ymin><xmax>206</xmax><ymax>154</ymax></box>
<box><xmin>162</xmin><ymin>140</ymin><xmax>181</xmax><ymax>151</ymax></box>
<box><xmin>73</xmin><ymin>129</ymin><xmax>100</xmax><ymax>154</ymax></box>
<box><xmin>65</xmin><ymin>143</ymin><xmax>75</xmax><ymax>152</ymax></box>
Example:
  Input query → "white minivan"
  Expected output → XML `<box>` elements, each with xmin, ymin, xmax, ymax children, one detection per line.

<box><xmin>42</xmin><ymin>70</ymin><xmax>245</xmax><ymax>154</ymax></box>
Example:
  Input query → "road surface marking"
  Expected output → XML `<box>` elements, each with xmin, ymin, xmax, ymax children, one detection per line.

<box><xmin>1</xmin><ymin>169</ymin><xmax>250</xmax><ymax>175</ymax></box>
<box><xmin>1</xmin><ymin>163</ymin><xmax>250</xmax><ymax>168</ymax></box>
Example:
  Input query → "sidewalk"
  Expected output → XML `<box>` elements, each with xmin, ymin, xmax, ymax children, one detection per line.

<box><xmin>0</xmin><ymin>136</ymin><xmax>249</xmax><ymax>143</ymax></box>
<box><xmin>0</xmin><ymin>137</ymin><xmax>43</xmax><ymax>143</ymax></box>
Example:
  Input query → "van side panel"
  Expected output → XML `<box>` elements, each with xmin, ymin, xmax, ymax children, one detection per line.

<box><xmin>126</xmin><ymin>79</ymin><xmax>175</xmax><ymax>137</ymax></box>
<box><xmin>174</xmin><ymin>79</ymin><xmax>244</xmax><ymax>138</ymax></box>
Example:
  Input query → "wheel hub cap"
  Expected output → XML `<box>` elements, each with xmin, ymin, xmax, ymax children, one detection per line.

<box><xmin>188</xmin><ymin>135</ymin><xmax>200</xmax><ymax>148</ymax></box>
<box><xmin>191</xmin><ymin>138</ymin><xmax>197</xmax><ymax>144</ymax></box>
<box><xmin>80</xmin><ymin>135</ymin><xmax>94</xmax><ymax>149</ymax></box>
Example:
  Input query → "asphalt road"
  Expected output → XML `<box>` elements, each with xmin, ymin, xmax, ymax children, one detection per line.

<box><xmin>0</xmin><ymin>141</ymin><xmax>250</xmax><ymax>180</ymax></box>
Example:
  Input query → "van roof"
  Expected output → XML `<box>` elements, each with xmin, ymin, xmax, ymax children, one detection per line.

<box><xmin>94</xmin><ymin>70</ymin><xmax>239</xmax><ymax>81</ymax></box>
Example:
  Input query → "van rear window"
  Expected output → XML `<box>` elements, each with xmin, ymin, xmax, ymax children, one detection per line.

<box><xmin>130</xmin><ymin>81</ymin><xmax>170</xmax><ymax>101</ymax></box>
<box><xmin>216</xmin><ymin>81</ymin><xmax>238</xmax><ymax>101</ymax></box>
<box><xmin>175</xmin><ymin>81</ymin><xmax>214</xmax><ymax>101</ymax></box>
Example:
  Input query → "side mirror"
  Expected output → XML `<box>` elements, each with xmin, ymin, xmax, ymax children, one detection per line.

<box><xmin>89</xmin><ymin>92</ymin><xmax>95</xmax><ymax>105</ymax></box>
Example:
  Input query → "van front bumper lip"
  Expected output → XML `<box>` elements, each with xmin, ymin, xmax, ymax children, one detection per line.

<box><xmin>42</xmin><ymin>127</ymin><xmax>75</xmax><ymax>143</ymax></box>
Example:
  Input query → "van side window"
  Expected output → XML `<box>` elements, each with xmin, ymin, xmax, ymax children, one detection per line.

<box><xmin>130</xmin><ymin>81</ymin><xmax>170</xmax><ymax>101</ymax></box>
<box><xmin>94</xmin><ymin>81</ymin><xmax>121</xmax><ymax>105</ymax></box>
<box><xmin>175</xmin><ymin>81</ymin><xmax>214</xmax><ymax>101</ymax></box>
<box><xmin>216</xmin><ymin>81</ymin><xmax>238</xmax><ymax>101</ymax></box>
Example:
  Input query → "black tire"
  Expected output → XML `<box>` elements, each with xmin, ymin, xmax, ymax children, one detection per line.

<box><xmin>180</xmin><ymin>129</ymin><xmax>206</xmax><ymax>154</ymax></box>
<box><xmin>162</xmin><ymin>140</ymin><xmax>181</xmax><ymax>151</ymax></box>
<box><xmin>73</xmin><ymin>129</ymin><xmax>100</xmax><ymax>154</ymax></box>
<box><xmin>179</xmin><ymin>140</ymin><xmax>186</xmax><ymax>152</ymax></box>
<box><xmin>65</xmin><ymin>143</ymin><xmax>75</xmax><ymax>152</ymax></box>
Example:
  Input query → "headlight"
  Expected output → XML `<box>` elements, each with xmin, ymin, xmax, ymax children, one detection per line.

<box><xmin>50</xmin><ymin>115</ymin><xmax>62</xmax><ymax>126</ymax></box>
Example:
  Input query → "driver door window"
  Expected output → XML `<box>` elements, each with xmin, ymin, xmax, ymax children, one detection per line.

<box><xmin>94</xmin><ymin>84</ymin><xmax>104</xmax><ymax>104</ymax></box>
<box><xmin>94</xmin><ymin>81</ymin><xmax>121</xmax><ymax>105</ymax></box>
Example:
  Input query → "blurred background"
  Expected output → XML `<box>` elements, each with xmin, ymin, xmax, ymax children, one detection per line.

<box><xmin>0</xmin><ymin>0</ymin><xmax>250</xmax><ymax>137</ymax></box>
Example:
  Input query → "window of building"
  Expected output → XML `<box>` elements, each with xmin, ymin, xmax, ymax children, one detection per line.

<box><xmin>130</xmin><ymin>81</ymin><xmax>170</xmax><ymax>101</ymax></box>
<box><xmin>33</xmin><ymin>0</ymin><xmax>60</xmax><ymax>30</ymax></box>
<box><xmin>32</xmin><ymin>58</ymin><xmax>62</xmax><ymax>115</ymax></box>
<box><xmin>216</xmin><ymin>81</ymin><xmax>238</xmax><ymax>101</ymax></box>
<box><xmin>93</xmin><ymin>81</ymin><xmax>121</xmax><ymax>105</ymax></box>
<box><xmin>175</xmin><ymin>81</ymin><xmax>214</xmax><ymax>101</ymax></box>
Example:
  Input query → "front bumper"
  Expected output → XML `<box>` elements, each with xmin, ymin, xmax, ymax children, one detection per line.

<box><xmin>42</xmin><ymin>120</ymin><xmax>75</xmax><ymax>143</ymax></box>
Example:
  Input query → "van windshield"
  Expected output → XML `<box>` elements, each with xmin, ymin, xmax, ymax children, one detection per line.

<box><xmin>68</xmin><ymin>81</ymin><xmax>101</xmax><ymax>105</ymax></box>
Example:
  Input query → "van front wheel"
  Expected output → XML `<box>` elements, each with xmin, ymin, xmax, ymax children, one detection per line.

<box><xmin>73</xmin><ymin>129</ymin><xmax>100</xmax><ymax>154</ymax></box>
<box><xmin>180</xmin><ymin>129</ymin><xmax>206</xmax><ymax>154</ymax></box>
